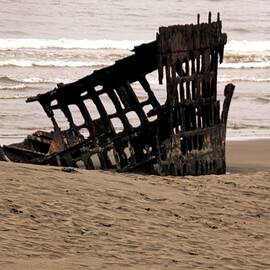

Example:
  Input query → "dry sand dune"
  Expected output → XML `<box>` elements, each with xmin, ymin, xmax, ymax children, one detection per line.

<box><xmin>0</xmin><ymin>140</ymin><xmax>270</xmax><ymax>270</ymax></box>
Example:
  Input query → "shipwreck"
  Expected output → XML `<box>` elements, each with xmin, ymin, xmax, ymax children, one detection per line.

<box><xmin>0</xmin><ymin>13</ymin><xmax>234</xmax><ymax>176</ymax></box>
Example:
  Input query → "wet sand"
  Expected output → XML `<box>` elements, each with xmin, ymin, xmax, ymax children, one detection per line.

<box><xmin>227</xmin><ymin>139</ymin><xmax>270</xmax><ymax>172</ymax></box>
<box><xmin>0</xmin><ymin>139</ymin><xmax>269</xmax><ymax>270</ymax></box>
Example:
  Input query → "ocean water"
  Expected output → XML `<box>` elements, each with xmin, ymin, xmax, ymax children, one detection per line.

<box><xmin>0</xmin><ymin>0</ymin><xmax>269</xmax><ymax>144</ymax></box>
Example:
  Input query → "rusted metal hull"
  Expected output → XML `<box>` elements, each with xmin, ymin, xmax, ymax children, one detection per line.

<box><xmin>0</xmin><ymin>13</ymin><xmax>234</xmax><ymax>176</ymax></box>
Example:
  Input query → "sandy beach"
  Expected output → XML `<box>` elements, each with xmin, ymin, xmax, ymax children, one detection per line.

<box><xmin>0</xmin><ymin>139</ymin><xmax>269</xmax><ymax>270</ymax></box>
<box><xmin>0</xmin><ymin>0</ymin><xmax>269</xmax><ymax>269</ymax></box>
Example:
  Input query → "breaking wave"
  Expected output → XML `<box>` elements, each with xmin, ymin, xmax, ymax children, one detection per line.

<box><xmin>222</xmin><ymin>40</ymin><xmax>270</xmax><ymax>69</ymax></box>
<box><xmin>0</xmin><ymin>38</ymin><xmax>147</xmax><ymax>50</ymax></box>
<box><xmin>0</xmin><ymin>38</ymin><xmax>268</xmax><ymax>52</ymax></box>
<box><xmin>1</xmin><ymin>75</ymin><xmax>269</xmax><ymax>88</ymax></box>
<box><xmin>226</xmin><ymin>40</ymin><xmax>270</xmax><ymax>52</ymax></box>
<box><xmin>0</xmin><ymin>39</ymin><xmax>269</xmax><ymax>70</ymax></box>
<box><xmin>1</xmin><ymin>59</ymin><xmax>269</xmax><ymax>69</ymax></box>
<box><xmin>0</xmin><ymin>76</ymin><xmax>68</xmax><ymax>84</ymax></box>
<box><xmin>0</xmin><ymin>95</ymin><xmax>29</xmax><ymax>100</ymax></box>
<box><xmin>0</xmin><ymin>84</ymin><xmax>27</xmax><ymax>90</ymax></box>
<box><xmin>0</xmin><ymin>59</ymin><xmax>112</xmax><ymax>68</ymax></box>
<box><xmin>0</xmin><ymin>40</ymin><xmax>268</xmax><ymax>84</ymax></box>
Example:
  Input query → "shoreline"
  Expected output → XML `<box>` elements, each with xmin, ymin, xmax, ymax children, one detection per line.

<box><xmin>0</xmin><ymin>138</ymin><xmax>269</xmax><ymax>172</ymax></box>
<box><xmin>226</xmin><ymin>139</ymin><xmax>270</xmax><ymax>172</ymax></box>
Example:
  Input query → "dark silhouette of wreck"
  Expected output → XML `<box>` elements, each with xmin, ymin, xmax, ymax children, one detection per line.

<box><xmin>0</xmin><ymin>13</ymin><xmax>234</xmax><ymax>175</ymax></box>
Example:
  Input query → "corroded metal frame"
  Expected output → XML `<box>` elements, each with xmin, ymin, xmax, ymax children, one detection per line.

<box><xmin>1</xmin><ymin>13</ymin><xmax>234</xmax><ymax>176</ymax></box>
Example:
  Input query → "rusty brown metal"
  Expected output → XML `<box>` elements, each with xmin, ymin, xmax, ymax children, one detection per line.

<box><xmin>0</xmin><ymin>13</ymin><xmax>234</xmax><ymax>176</ymax></box>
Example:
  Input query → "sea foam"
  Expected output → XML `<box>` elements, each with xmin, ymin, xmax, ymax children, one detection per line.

<box><xmin>0</xmin><ymin>38</ymin><xmax>269</xmax><ymax>52</ymax></box>
<box><xmin>226</xmin><ymin>40</ymin><xmax>270</xmax><ymax>52</ymax></box>
<box><xmin>0</xmin><ymin>39</ymin><xmax>269</xmax><ymax>70</ymax></box>
<box><xmin>0</xmin><ymin>59</ymin><xmax>112</xmax><ymax>68</ymax></box>
<box><xmin>0</xmin><ymin>38</ymin><xmax>147</xmax><ymax>50</ymax></box>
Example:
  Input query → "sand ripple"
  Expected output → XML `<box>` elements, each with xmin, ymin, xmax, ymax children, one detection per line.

<box><xmin>0</xmin><ymin>162</ymin><xmax>269</xmax><ymax>269</ymax></box>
